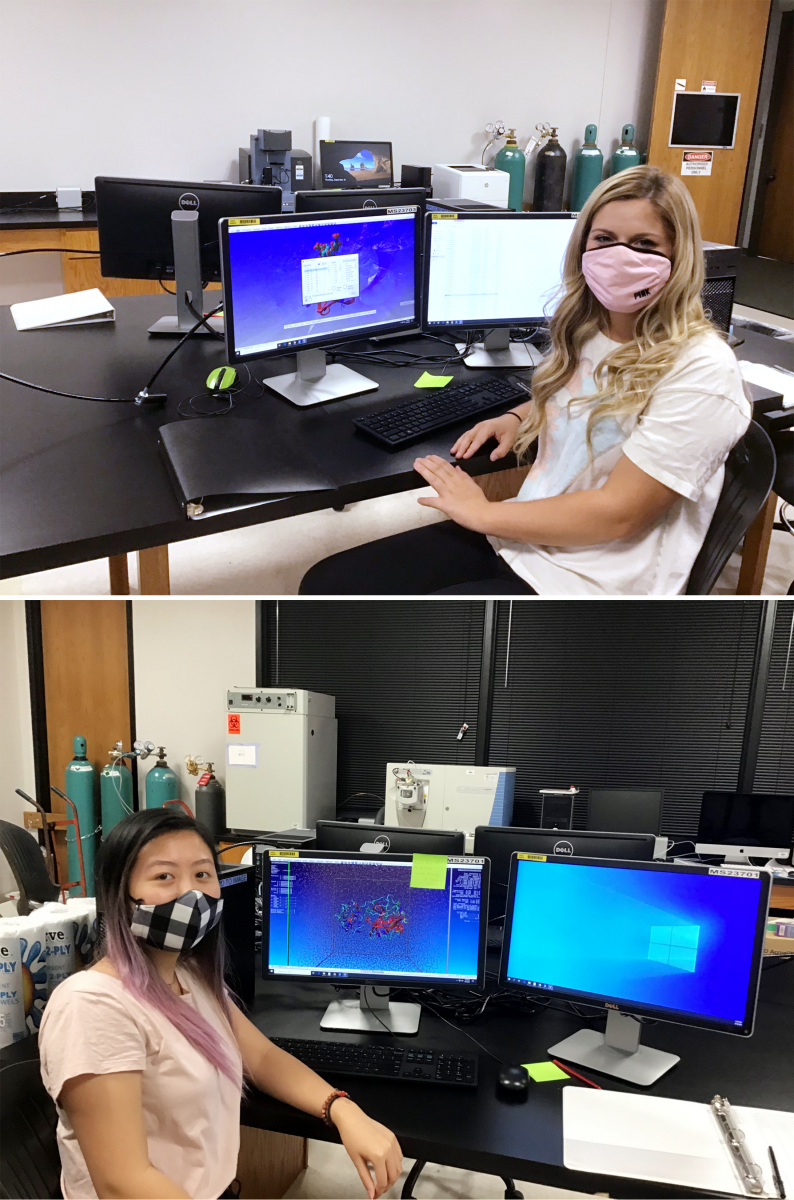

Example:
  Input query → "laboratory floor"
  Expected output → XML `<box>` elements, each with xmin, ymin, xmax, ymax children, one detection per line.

<box><xmin>283</xmin><ymin>1139</ymin><xmax>590</xmax><ymax>1200</ymax></box>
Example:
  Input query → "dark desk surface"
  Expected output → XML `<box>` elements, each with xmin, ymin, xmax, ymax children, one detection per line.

<box><xmin>0</xmin><ymin>210</ymin><xmax>97</xmax><ymax>231</ymax></box>
<box><xmin>244</xmin><ymin>957</ymin><xmax>794</xmax><ymax>1199</ymax></box>
<box><xmin>2</xmin><ymin>295</ymin><xmax>792</xmax><ymax>579</ymax></box>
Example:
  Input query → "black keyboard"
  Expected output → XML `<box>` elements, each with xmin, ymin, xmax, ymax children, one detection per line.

<box><xmin>270</xmin><ymin>1036</ymin><xmax>478</xmax><ymax>1087</ymax></box>
<box><xmin>352</xmin><ymin>376</ymin><xmax>530</xmax><ymax>450</ymax></box>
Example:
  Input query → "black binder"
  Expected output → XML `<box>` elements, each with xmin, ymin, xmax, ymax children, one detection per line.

<box><xmin>158</xmin><ymin>418</ymin><xmax>337</xmax><ymax>518</ymax></box>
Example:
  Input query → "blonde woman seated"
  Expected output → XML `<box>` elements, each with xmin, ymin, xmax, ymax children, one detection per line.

<box><xmin>300</xmin><ymin>165</ymin><xmax>750</xmax><ymax>596</ymax></box>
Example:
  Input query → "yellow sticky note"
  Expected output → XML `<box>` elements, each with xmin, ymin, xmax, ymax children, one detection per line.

<box><xmin>410</xmin><ymin>854</ymin><xmax>448</xmax><ymax>889</ymax></box>
<box><xmin>522</xmin><ymin>1061</ymin><xmax>569</xmax><ymax>1083</ymax></box>
<box><xmin>414</xmin><ymin>372</ymin><xmax>453</xmax><ymax>388</ymax></box>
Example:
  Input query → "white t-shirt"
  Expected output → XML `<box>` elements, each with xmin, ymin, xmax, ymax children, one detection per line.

<box><xmin>39</xmin><ymin>966</ymin><xmax>243</xmax><ymax>1200</ymax></box>
<box><xmin>488</xmin><ymin>330</ymin><xmax>751</xmax><ymax>595</ymax></box>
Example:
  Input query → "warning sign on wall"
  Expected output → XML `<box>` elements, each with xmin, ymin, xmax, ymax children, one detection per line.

<box><xmin>681</xmin><ymin>150</ymin><xmax>713</xmax><ymax>176</ymax></box>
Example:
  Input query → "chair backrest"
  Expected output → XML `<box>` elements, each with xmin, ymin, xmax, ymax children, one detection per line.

<box><xmin>0</xmin><ymin>821</ymin><xmax>61</xmax><ymax>914</ymax></box>
<box><xmin>0</xmin><ymin>1049</ymin><xmax>62</xmax><ymax>1199</ymax></box>
<box><xmin>686</xmin><ymin>420</ymin><xmax>777</xmax><ymax>595</ymax></box>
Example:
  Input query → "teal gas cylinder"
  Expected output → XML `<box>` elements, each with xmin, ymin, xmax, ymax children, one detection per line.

<box><xmin>570</xmin><ymin>124</ymin><xmax>603</xmax><ymax>211</ymax></box>
<box><xmin>145</xmin><ymin>748</ymin><xmax>180</xmax><ymax>808</ymax></box>
<box><xmin>610</xmin><ymin>123</ymin><xmax>641</xmax><ymax>175</ymax></box>
<box><xmin>493</xmin><ymin>129</ymin><xmax>526</xmax><ymax>212</ymax></box>
<box><xmin>65</xmin><ymin>735</ymin><xmax>97</xmax><ymax>897</ymax></box>
<box><xmin>100</xmin><ymin>750</ymin><xmax>132</xmax><ymax>835</ymax></box>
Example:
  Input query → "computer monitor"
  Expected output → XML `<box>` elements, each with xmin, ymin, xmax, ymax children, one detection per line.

<box><xmin>422</xmin><ymin>210</ymin><xmax>578</xmax><ymax>368</ymax></box>
<box><xmin>499</xmin><ymin>854</ymin><xmax>769</xmax><ymax>1084</ymax></box>
<box><xmin>669</xmin><ymin>92</ymin><xmax>740</xmax><ymax>149</ymax></box>
<box><xmin>473</xmin><ymin>825</ymin><xmax>656</xmax><ymax>921</ymax></box>
<box><xmin>315</xmin><ymin>820</ymin><xmax>465</xmax><ymax>856</ymax></box>
<box><xmin>95</xmin><ymin>176</ymin><xmax>282</xmax><ymax>336</ymax></box>
<box><xmin>696</xmin><ymin>792</ymin><xmax>794</xmax><ymax>863</ymax></box>
<box><xmin>295</xmin><ymin>187</ymin><xmax>429</xmax><ymax>216</ymax></box>
<box><xmin>319</xmin><ymin>141</ymin><xmax>393</xmax><ymax>189</ymax></box>
<box><xmin>219</xmin><ymin>206</ymin><xmax>421</xmax><ymax>405</ymax></box>
<box><xmin>587</xmin><ymin>789</ymin><xmax>663</xmax><ymax>836</ymax></box>
<box><xmin>263</xmin><ymin>848</ymin><xmax>488</xmax><ymax>1033</ymax></box>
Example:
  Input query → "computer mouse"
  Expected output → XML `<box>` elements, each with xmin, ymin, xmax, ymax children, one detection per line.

<box><xmin>497</xmin><ymin>1065</ymin><xmax>529</xmax><ymax>1096</ymax></box>
<box><xmin>206</xmin><ymin>366</ymin><xmax>237</xmax><ymax>393</ymax></box>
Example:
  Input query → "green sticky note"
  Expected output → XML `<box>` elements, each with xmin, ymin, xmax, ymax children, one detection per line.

<box><xmin>410</xmin><ymin>854</ymin><xmax>448</xmax><ymax>889</ymax></box>
<box><xmin>522</xmin><ymin>1061</ymin><xmax>569</xmax><ymax>1083</ymax></box>
<box><xmin>414</xmin><ymin>372</ymin><xmax>453</xmax><ymax>388</ymax></box>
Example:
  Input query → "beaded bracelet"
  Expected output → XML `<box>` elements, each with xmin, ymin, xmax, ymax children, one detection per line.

<box><xmin>321</xmin><ymin>1089</ymin><xmax>352</xmax><ymax>1127</ymax></box>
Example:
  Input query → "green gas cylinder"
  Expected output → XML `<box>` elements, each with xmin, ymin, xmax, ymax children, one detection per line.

<box><xmin>570</xmin><ymin>124</ymin><xmax>603</xmax><ymax>211</ymax></box>
<box><xmin>145</xmin><ymin>748</ymin><xmax>180</xmax><ymax>808</ymax></box>
<box><xmin>100</xmin><ymin>747</ymin><xmax>132</xmax><ymax>835</ymax></box>
<box><xmin>493</xmin><ymin>128</ymin><xmax>526</xmax><ymax>212</ymax></box>
<box><xmin>65</xmin><ymin>735</ymin><xmax>97</xmax><ymax>897</ymax></box>
<box><xmin>610</xmin><ymin>123</ymin><xmax>641</xmax><ymax>175</ymax></box>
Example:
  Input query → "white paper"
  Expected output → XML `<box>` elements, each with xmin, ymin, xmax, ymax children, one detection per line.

<box><xmin>11</xmin><ymin>288</ymin><xmax>115</xmax><ymax>331</ymax></box>
<box><xmin>681</xmin><ymin>150</ymin><xmax>713</xmax><ymax>176</ymax></box>
<box><xmin>675</xmin><ymin>78</ymin><xmax>687</xmax><ymax>91</ymax></box>
<box><xmin>740</xmin><ymin>360</ymin><xmax>794</xmax><ymax>408</ymax></box>
<box><xmin>227</xmin><ymin>743</ymin><xmax>258</xmax><ymax>768</ymax></box>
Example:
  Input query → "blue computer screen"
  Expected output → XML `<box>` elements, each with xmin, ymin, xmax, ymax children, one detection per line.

<box><xmin>505</xmin><ymin>859</ymin><xmax>762</xmax><ymax>1027</ymax></box>
<box><xmin>267</xmin><ymin>856</ymin><xmax>483</xmax><ymax>983</ymax></box>
<box><xmin>227</xmin><ymin>212</ymin><xmax>416</xmax><ymax>356</ymax></box>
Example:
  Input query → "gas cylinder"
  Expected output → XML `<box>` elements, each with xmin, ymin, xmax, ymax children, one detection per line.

<box><xmin>570</xmin><ymin>124</ymin><xmax>603</xmax><ymax>211</ymax></box>
<box><xmin>145</xmin><ymin>747</ymin><xmax>180</xmax><ymax>809</ymax></box>
<box><xmin>64</xmin><ymin>735</ymin><xmax>97</xmax><ymax>897</ymax></box>
<box><xmin>195</xmin><ymin>765</ymin><xmax>226</xmax><ymax>843</ymax></box>
<box><xmin>493</xmin><ymin>128</ymin><xmax>526</xmax><ymax>212</ymax></box>
<box><xmin>100</xmin><ymin>746</ymin><xmax>132</xmax><ymax>836</ymax></box>
<box><xmin>610</xmin><ymin>123</ymin><xmax>641</xmax><ymax>176</ymax></box>
<box><xmin>532</xmin><ymin>126</ymin><xmax>567</xmax><ymax>211</ymax></box>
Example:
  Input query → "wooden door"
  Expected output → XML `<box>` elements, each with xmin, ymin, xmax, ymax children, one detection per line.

<box><xmin>757</xmin><ymin>11</ymin><xmax>794</xmax><ymax>262</ymax></box>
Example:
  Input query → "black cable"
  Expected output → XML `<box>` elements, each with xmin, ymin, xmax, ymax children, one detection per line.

<box><xmin>0</xmin><ymin>248</ymin><xmax>101</xmax><ymax>258</ymax></box>
<box><xmin>185</xmin><ymin>294</ymin><xmax>225</xmax><ymax>340</ymax></box>
<box><xmin>0</xmin><ymin>370</ymin><xmax>132</xmax><ymax>403</ymax></box>
<box><xmin>0</xmin><ymin>194</ymin><xmax>50</xmax><ymax>214</ymax></box>
<box><xmin>159</xmin><ymin>279</ymin><xmax>176</xmax><ymax>295</ymax></box>
<box><xmin>143</xmin><ymin>303</ymin><xmax>223</xmax><ymax>392</ymax></box>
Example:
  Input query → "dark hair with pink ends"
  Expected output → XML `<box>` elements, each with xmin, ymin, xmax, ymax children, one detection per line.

<box><xmin>94</xmin><ymin>808</ymin><xmax>241</xmax><ymax>1088</ymax></box>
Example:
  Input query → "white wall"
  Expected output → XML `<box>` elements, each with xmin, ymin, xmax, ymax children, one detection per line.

<box><xmin>0</xmin><ymin>601</ymin><xmax>36</xmax><ymax>896</ymax></box>
<box><xmin>131</xmin><ymin>600</ymin><xmax>256</xmax><ymax>810</ymax></box>
<box><xmin>1</xmin><ymin>0</ymin><xmax>664</xmax><ymax>190</ymax></box>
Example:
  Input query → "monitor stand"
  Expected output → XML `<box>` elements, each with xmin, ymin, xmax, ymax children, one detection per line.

<box><xmin>456</xmin><ymin>328</ymin><xmax>543</xmax><ymax>370</ymax></box>
<box><xmin>266</xmin><ymin>349</ymin><xmax>379</xmax><ymax>407</ymax></box>
<box><xmin>148</xmin><ymin>210</ymin><xmax>224</xmax><ymax>336</ymax></box>
<box><xmin>548</xmin><ymin>1010</ymin><xmax>679</xmax><ymax>1087</ymax></box>
<box><xmin>320</xmin><ymin>986</ymin><xmax>420</xmax><ymax>1035</ymax></box>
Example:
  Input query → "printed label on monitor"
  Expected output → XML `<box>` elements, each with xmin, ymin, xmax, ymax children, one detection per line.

<box><xmin>517</xmin><ymin>852</ymin><xmax>547</xmax><ymax>861</ymax></box>
<box><xmin>708</xmin><ymin>866</ymin><xmax>760</xmax><ymax>878</ymax></box>
<box><xmin>301</xmin><ymin>253</ymin><xmax>360</xmax><ymax>306</ymax></box>
<box><xmin>269</xmin><ymin>849</ymin><xmax>299</xmax><ymax>857</ymax></box>
<box><xmin>228</xmin><ymin>217</ymin><xmax>261</xmax><ymax>226</ymax></box>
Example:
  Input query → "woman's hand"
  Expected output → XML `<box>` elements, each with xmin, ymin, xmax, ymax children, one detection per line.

<box><xmin>330</xmin><ymin>1099</ymin><xmax>403</xmax><ymax>1198</ymax></box>
<box><xmin>414</xmin><ymin>455</ymin><xmax>492</xmax><ymax>532</ymax></box>
<box><xmin>450</xmin><ymin>412</ymin><xmax>523</xmax><ymax>461</ymax></box>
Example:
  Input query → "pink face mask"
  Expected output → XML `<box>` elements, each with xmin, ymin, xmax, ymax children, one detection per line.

<box><xmin>581</xmin><ymin>242</ymin><xmax>672</xmax><ymax>313</ymax></box>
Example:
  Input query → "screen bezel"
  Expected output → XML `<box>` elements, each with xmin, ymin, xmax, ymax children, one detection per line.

<box><xmin>421</xmin><ymin>209</ymin><xmax>579</xmax><ymax>332</ymax></box>
<box><xmin>262</xmin><ymin>847</ymin><xmax>489</xmax><ymax>989</ymax></box>
<box><xmin>319</xmin><ymin>140</ymin><xmax>394</xmax><ymax>189</ymax></box>
<box><xmin>698</xmin><ymin>791</ymin><xmax>794</xmax><ymax>850</ymax></box>
<box><xmin>668</xmin><ymin>92</ymin><xmax>741</xmax><ymax>149</ymax></box>
<box><xmin>315</xmin><ymin>820</ymin><xmax>467</xmax><ymax>856</ymax></box>
<box><xmin>294</xmin><ymin>187</ymin><xmax>429</xmax><ymax>216</ymax></box>
<box><xmin>498</xmin><ymin>853</ymin><xmax>769</xmax><ymax>1037</ymax></box>
<box><xmin>219</xmin><ymin>205</ymin><xmax>422</xmax><ymax>365</ymax></box>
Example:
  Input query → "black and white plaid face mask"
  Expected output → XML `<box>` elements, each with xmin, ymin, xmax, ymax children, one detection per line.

<box><xmin>129</xmin><ymin>889</ymin><xmax>223</xmax><ymax>952</ymax></box>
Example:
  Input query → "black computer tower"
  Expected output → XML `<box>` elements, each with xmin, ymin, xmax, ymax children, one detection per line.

<box><xmin>702</xmin><ymin>241</ymin><xmax>741</xmax><ymax>335</ymax></box>
<box><xmin>219</xmin><ymin>862</ymin><xmax>256</xmax><ymax>1008</ymax></box>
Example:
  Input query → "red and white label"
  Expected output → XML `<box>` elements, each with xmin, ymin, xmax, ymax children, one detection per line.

<box><xmin>681</xmin><ymin>150</ymin><xmax>713</xmax><ymax>176</ymax></box>
<box><xmin>228</xmin><ymin>714</ymin><xmax>241</xmax><ymax>734</ymax></box>
<box><xmin>701</xmin><ymin>80</ymin><xmax>717</xmax><ymax>92</ymax></box>
<box><xmin>197</xmin><ymin>772</ymin><xmax>212</xmax><ymax>786</ymax></box>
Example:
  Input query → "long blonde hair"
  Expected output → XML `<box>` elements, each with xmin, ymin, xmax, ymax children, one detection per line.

<box><xmin>513</xmin><ymin>165</ymin><xmax>716</xmax><ymax>460</ymax></box>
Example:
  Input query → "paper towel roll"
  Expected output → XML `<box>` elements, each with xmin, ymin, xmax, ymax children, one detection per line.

<box><xmin>39</xmin><ymin>903</ymin><xmax>78</xmax><ymax>994</ymax></box>
<box><xmin>0</xmin><ymin>919</ymin><xmax>27</xmax><ymax>1045</ymax></box>
<box><xmin>315</xmin><ymin>116</ymin><xmax>331</xmax><ymax>188</ymax></box>
<box><xmin>16</xmin><ymin>914</ymin><xmax>47</xmax><ymax>1033</ymax></box>
<box><xmin>65</xmin><ymin>897</ymin><xmax>98</xmax><ymax>967</ymax></box>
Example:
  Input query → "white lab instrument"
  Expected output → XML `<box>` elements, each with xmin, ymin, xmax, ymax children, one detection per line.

<box><xmin>384</xmin><ymin>762</ymin><xmax>515</xmax><ymax>850</ymax></box>
<box><xmin>432</xmin><ymin>164</ymin><xmax>510</xmax><ymax>207</ymax></box>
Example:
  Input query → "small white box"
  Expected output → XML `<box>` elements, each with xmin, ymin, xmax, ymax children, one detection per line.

<box><xmin>56</xmin><ymin>187</ymin><xmax>82</xmax><ymax>209</ymax></box>
<box><xmin>432</xmin><ymin>164</ymin><xmax>510</xmax><ymax>207</ymax></box>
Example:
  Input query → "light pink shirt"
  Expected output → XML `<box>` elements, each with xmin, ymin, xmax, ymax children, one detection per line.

<box><xmin>38</xmin><ymin>966</ymin><xmax>243</xmax><ymax>1200</ymax></box>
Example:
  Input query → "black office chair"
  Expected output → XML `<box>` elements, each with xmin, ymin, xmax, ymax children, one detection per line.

<box><xmin>402</xmin><ymin>1161</ymin><xmax>522</xmax><ymax>1200</ymax></box>
<box><xmin>0</xmin><ymin>1048</ymin><xmax>62</xmax><ymax>1199</ymax></box>
<box><xmin>0</xmin><ymin>821</ymin><xmax>61</xmax><ymax>915</ymax></box>
<box><xmin>771</xmin><ymin>430</ymin><xmax>793</xmax><ymax>593</ymax></box>
<box><xmin>686</xmin><ymin>420</ymin><xmax>777</xmax><ymax>595</ymax></box>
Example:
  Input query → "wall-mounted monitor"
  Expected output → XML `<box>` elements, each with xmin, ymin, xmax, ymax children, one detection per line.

<box><xmin>668</xmin><ymin>92</ymin><xmax>740</xmax><ymax>149</ymax></box>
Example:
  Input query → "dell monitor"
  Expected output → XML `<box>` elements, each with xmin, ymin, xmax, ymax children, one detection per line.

<box><xmin>263</xmin><ymin>847</ymin><xmax>488</xmax><ymax>1033</ymax></box>
<box><xmin>500</xmin><ymin>853</ymin><xmax>769</xmax><ymax>1085</ymax></box>
<box><xmin>587</xmin><ymin>789</ymin><xmax>663</xmax><ymax>836</ymax></box>
<box><xmin>669</xmin><ymin>92</ymin><xmax>740</xmax><ymax>149</ymax></box>
<box><xmin>319</xmin><ymin>140</ymin><xmax>393</xmax><ymax>189</ymax></box>
<box><xmin>696</xmin><ymin>792</ymin><xmax>794</xmax><ymax>863</ymax></box>
<box><xmin>473</xmin><ymin>825</ymin><xmax>656</xmax><ymax>921</ymax></box>
<box><xmin>315</xmin><ymin>820</ymin><xmax>465</xmax><ymax>856</ymax></box>
<box><xmin>422</xmin><ymin>209</ymin><xmax>578</xmax><ymax>368</ymax></box>
<box><xmin>219</xmin><ymin>206</ymin><xmax>421</xmax><ymax>405</ymax></box>
<box><xmin>95</xmin><ymin>176</ymin><xmax>282</xmax><ymax>335</ymax></box>
<box><xmin>295</xmin><ymin>187</ymin><xmax>429</xmax><ymax>217</ymax></box>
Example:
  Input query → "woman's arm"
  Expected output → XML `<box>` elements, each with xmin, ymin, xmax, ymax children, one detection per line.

<box><xmin>59</xmin><ymin>1072</ymin><xmax>189</xmax><ymax>1199</ymax></box>
<box><xmin>230</xmin><ymin>1005</ymin><xmax>402</xmax><ymax>1199</ymax></box>
<box><xmin>414</xmin><ymin>453</ymin><xmax>677</xmax><ymax>545</ymax></box>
